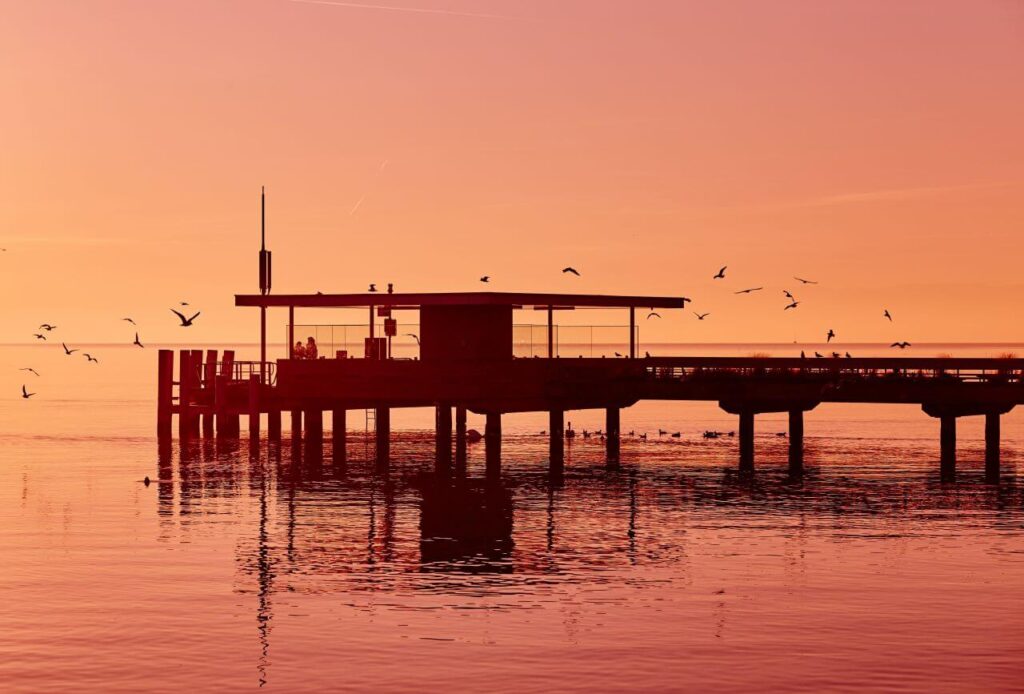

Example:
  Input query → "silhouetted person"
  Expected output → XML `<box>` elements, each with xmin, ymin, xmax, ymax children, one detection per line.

<box><xmin>294</xmin><ymin>341</ymin><xmax>306</xmax><ymax>359</ymax></box>
<box><xmin>305</xmin><ymin>336</ymin><xmax>318</xmax><ymax>360</ymax></box>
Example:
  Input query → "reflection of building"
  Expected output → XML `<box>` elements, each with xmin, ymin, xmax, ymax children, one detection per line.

<box><xmin>419</xmin><ymin>479</ymin><xmax>514</xmax><ymax>571</ymax></box>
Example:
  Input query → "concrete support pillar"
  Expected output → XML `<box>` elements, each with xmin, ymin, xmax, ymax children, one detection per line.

<box><xmin>375</xmin><ymin>407</ymin><xmax>390</xmax><ymax>469</ymax></box>
<box><xmin>305</xmin><ymin>409</ymin><xmax>323</xmax><ymax>460</ymax></box>
<box><xmin>290</xmin><ymin>409</ymin><xmax>302</xmax><ymax>446</ymax></box>
<box><xmin>268</xmin><ymin>409</ymin><xmax>281</xmax><ymax>442</ymax></box>
<box><xmin>435</xmin><ymin>405</ymin><xmax>452</xmax><ymax>476</ymax></box>
<box><xmin>455</xmin><ymin>406</ymin><xmax>467</xmax><ymax>475</ymax></box>
<box><xmin>940</xmin><ymin>415</ymin><xmax>956</xmax><ymax>480</ymax></box>
<box><xmin>985</xmin><ymin>412</ymin><xmax>1000</xmax><ymax>483</ymax></box>
<box><xmin>485</xmin><ymin>412</ymin><xmax>502</xmax><ymax>477</ymax></box>
<box><xmin>550</xmin><ymin>410</ymin><xmax>565</xmax><ymax>476</ymax></box>
<box><xmin>788</xmin><ymin>409</ymin><xmax>804</xmax><ymax>475</ymax></box>
<box><xmin>739</xmin><ymin>411</ymin><xmax>754</xmax><ymax>471</ymax></box>
<box><xmin>202</xmin><ymin>349</ymin><xmax>218</xmax><ymax>436</ymax></box>
<box><xmin>157</xmin><ymin>349</ymin><xmax>173</xmax><ymax>439</ymax></box>
<box><xmin>248</xmin><ymin>375</ymin><xmax>261</xmax><ymax>444</ymax></box>
<box><xmin>332</xmin><ymin>409</ymin><xmax>346</xmax><ymax>466</ymax></box>
<box><xmin>606</xmin><ymin>407</ymin><xmax>621</xmax><ymax>464</ymax></box>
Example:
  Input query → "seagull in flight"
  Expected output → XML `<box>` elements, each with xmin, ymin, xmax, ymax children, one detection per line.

<box><xmin>21</xmin><ymin>385</ymin><xmax>35</xmax><ymax>399</ymax></box>
<box><xmin>480</xmin><ymin>276</ymin><xmax>490</xmax><ymax>283</ymax></box>
<box><xmin>19</xmin><ymin>368</ymin><xmax>40</xmax><ymax>377</ymax></box>
<box><xmin>62</xmin><ymin>342</ymin><xmax>78</xmax><ymax>355</ymax></box>
<box><xmin>122</xmin><ymin>317</ymin><xmax>136</xmax><ymax>325</ymax></box>
<box><xmin>647</xmin><ymin>312</ymin><xmax>661</xmax><ymax>319</ymax></box>
<box><xmin>133</xmin><ymin>332</ymin><xmax>145</xmax><ymax>348</ymax></box>
<box><xmin>794</xmin><ymin>276</ymin><xmax>818</xmax><ymax>285</ymax></box>
<box><xmin>180</xmin><ymin>301</ymin><xmax>189</xmax><ymax>306</ymax></box>
<box><xmin>405</xmin><ymin>333</ymin><xmax>420</xmax><ymax>345</ymax></box>
<box><xmin>713</xmin><ymin>266</ymin><xmax>727</xmax><ymax>279</ymax></box>
<box><xmin>33</xmin><ymin>333</ymin><xmax>46</xmax><ymax>341</ymax></box>
<box><xmin>826</xmin><ymin>329</ymin><xmax>835</xmax><ymax>343</ymax></box>
<box><xmin>39</xmin><ymin>323</ymin><xmax>57</xmax><ymax>331</ymax></box>
<box><xmin>694</xmin><ymin>312</ymin><xmax>710</xmax><ymax>320</ymax></box>
<box><xmin>171</xmin><ymin>308</ymin><xmax>200</xmax><ymax>327</ymax></box>
<box><xmin>784</xmin><ymin>301</ymin><xmax>800</xmax><ymax>310</ymax></box>
<box><xmin>562</xmin><ymin>267</ymin><xmax>580</xmax><ymax>276</ymax></box>
<box><xmin>891</xmin><ymin>341</ymin><xmax>912</xmax><ymax>349</ymax></box>
<box><xmin>884</xmin><ymin>309</ymin><xmax>892</xmax><ymax>322</ymax></box>
<box><xmin>84</xmin><ymin>353</ymin><xmax>99</xmax><ymax>363</ymax></box>
<box><xmin>783</xmin><ymin>289</ymin><xmax>795</xmax><ymax>300</ymax></box>
<box><xmin>735</xmin><ymin>287</ymin><xmax>763</xmax><ymax>294</ymax></box>
<box><xmin>368</xmin><ymin>283</ymin><xmax>377</xmax><ymax>292</ymax></box>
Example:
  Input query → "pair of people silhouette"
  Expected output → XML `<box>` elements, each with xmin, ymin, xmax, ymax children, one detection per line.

<box><xmin>293</xmin><ymin>336</ymin><xmax>318</xmax><ymax>359</ymax></box>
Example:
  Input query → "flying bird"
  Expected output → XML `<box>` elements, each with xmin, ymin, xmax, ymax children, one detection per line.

<box><xmin>19</xmin><ymin>368</ymin><xmax>40</xmax><ymax>377</ymax></box>
<box><xmin>133</xmin><ymin>332</ymin><xmax>145</xmax><ymax>348</ymax></box>
<box><xmin>368</xmin><ymin>283</ymin><xmax>377</xmax><ymax>292</ymax></box>
<box><xmin>694</xmin><ymin>312</ymin><xmax>710</xmax><ymax>320</ymax></box>
<box><xmin>84</xmin><ymin>353</ymin><xmax>99</xmax><ymax>363</ymax></box>
<box><xmin>480</xmin><ymin>276</ymin><xmax>490</xmax><ymax>283</ymax></box>
<box><xmin>61</xmin><ymin>342</ymin><xmax>78</xmax><ymax>355</ymax></box>
<box><xmin>170</xmin><ymin>309</ymin><xmax>200</xmax><ymax>327</ymax></box>
<box><xmin>735</xmin><ymin>287</ymin><xmax>763</xmax><ymax>294</ymax></box>
<box><xmin>713</xmin><ymin>266</ymin><xmax>727</xmax><ymax>279</ymax></box>
<box><xmin>826</xmin><ymin>329</ymin><xmax>835</xmax><ymax>343</ymax></box>
<box><xmin>784</xmin><ymin>301</ymin><xmax>800</xmax><ymax>310</ymax></box>
<box><xmin>122</xmin><ymin>317</ymin><xmax>136</xmax><ymax>325</ymax></box>
<box><xmin>562</xmin><ymin>267</ymin><xmax>580</xmax><ymax>276</ymax></box>
<box><xmin>33</xmin><ymin>333</ymin><xmax>46</xmax><ymax>341</ymax></box>
<box><xmin>884</xmin><ymin>309</ymin><xmax>892</xmax><ymax>322</ymax></box>
<box><xmin>21</xmin><ymin>385</ymin><xmax>35</xmax><ymax>399</ymax></box>
<box><xmin>405</xmin><ymin>333</ymin><xmax>420</xmax><ymax>345</ymax></box>
<box><xmin>180</xmin><ymin>301</ymin><xmax>189</xmax><ymax>306</ymax></box>
<box><xmin>39</xmin><ymin>324</ymin><xmax>56</xmax><ymax>331</ymax></box>
<box><xmin>891</xmin><ymin>341</ymin><xmax>912</xmax><ymax>349</ymax></box>
<box><xmin>794</xmin><ymin>277</ymin><xmax>818</xmax><ymax>285</ymax></box>
<box><xmin>783</xmin><ymin>289</ymin><xmax>795</xmax><ymax>300</ymax></box>
<box><xmin>647</xmin><ymin>312</ymin><xmax>661</xmax><ymax>319</ymax></box>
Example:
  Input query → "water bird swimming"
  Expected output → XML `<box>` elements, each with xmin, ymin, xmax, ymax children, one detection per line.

<box><xmin>735</xmin><ymin>287</ymin><xmax>763</xmax><ymax>294</ymax></box>
<box><xmin>62</xmin><ymin>342</ymin><xmax>78</xmax><ymax>355</ymax></box>
<box><xmin>21</xmin><ymin>385</ymin><xmax>35</xmax><ymax>399</ymax></box>
<box><xmin>562</xmin><ymin>267</ymin><xmax>580</xmax><ymax>276</ymax></box>
<box><xmin>694</xmin><ymin>312</ymin><xmax>710</xmax><ymax>320</ymax></box>
<box><xmin>171</xmin><ymin>309</ymin><xmax>201</xmax><ymax>326</ymax></box>
<box><xmin>20</xmin><ymin>367</ymin><xmax>40</xmax><ymax>377</ymax></box>
<box><xmin>794</xmin><ymin>276</ymin><xmax>818</xmax><ymax>284</ymax></box>
<box><xmin>133</xmin><ymin>332</ymin><xmax>145</xmax><ymax>348</ymax></box>
<box><xmin>713</xmin><ymin>266</ymin><xmax>727</xmax><ymax>279</ymax></box>
<box><xmin>84</xmin><ymin>353</ymin><xmax>99</xmax><ymax>363</ymax></box>
<box><xmin>891</xmin><ymin>341</ymin><xmax>912</xmax><ymax>349</ymax></box>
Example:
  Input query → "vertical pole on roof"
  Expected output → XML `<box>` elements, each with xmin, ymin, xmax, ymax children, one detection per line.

<box><xmin>288</xmin><ymin>306</ymin><xmax>295</xmax><ymax>358</ymax></box>
<box><xmin>547</xmin><ymin>306</ymin><xmax>554</xmax><ymax>358</ymax></box>
<box><xmin>629</xmin><ymin>307</ymin><xmax>636</xmax><ymax>359</ymax></box>
<box><xmin>260</xmin><ymin>306</ymin><xmax>267</xmax><ymax>382</ymax></box>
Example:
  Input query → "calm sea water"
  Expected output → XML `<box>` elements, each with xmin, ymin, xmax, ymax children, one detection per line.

<box><xmin>1</xmin><ymin>343</ymin><xmax>1023</xmax><ymax>693</ymax></box>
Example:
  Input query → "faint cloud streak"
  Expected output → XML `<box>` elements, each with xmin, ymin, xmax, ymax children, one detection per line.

<box><xmin>287</xmin><ymin>0</ymin><xmax>530</xmax><ymax>21</ymax></box>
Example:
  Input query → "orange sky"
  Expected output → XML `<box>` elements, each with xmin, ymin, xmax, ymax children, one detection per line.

<box><xmin>2</xmin><ymin>0</ymin><xmax>1023</xmax><ymax>345</ymax></box>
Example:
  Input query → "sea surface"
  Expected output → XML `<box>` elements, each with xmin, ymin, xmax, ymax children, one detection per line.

<box><xmin>1</xmin><ymin>343</ymin><xmax>1023</xmax><ymax>693</ymax></box>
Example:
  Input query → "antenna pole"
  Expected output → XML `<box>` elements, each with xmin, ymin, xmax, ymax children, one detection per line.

<box><xmin>261</xmin><ymin>185</ymin><xmax>266</xmax><ymax>251</ymax></box>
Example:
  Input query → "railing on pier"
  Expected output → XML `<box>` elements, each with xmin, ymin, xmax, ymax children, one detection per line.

<box><xmin>186</xmin><ymin>359</ymin><xmax>277</xmax><ymax>386</ymax></box>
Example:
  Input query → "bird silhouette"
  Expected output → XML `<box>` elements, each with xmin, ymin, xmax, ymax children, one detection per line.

<box><xmin>891</xmin><ymin>341</ymin><xmax>912</xmax><ymax>349</ymax></box>
<box><xmin>783</xmin><ymin>289</ymin><xmax>795</xmax><ymax>300</ymax></box>
<box><xmin>884</xmin><ymin>309</ymin><xmax>892</xmax><ymax>321</ymax></box>
<box><xmin>713</xmin><ymin>266</ymin><xmax>727</xmax><ymax>279</ymax></box>
<box><xmin>387</xmin><ymin>283</ymin><xmax>394</xmax><ymax>294</ymax></box>
<box><xmin>644</xmin><ymin>350</ymin><xmax>651</xmax><ymax>358</ymax></box>
<box><xmin>800</xmin><ymin>350</ymin><xmax>806</xmax><ymax>358</ymax></box>
<box><xmin>61</xmin><ymin>342</ymin><xmax>78</xmax><ymax>355</ymax></box>
<box><xmin>647</xmin><ymin>312</ymin><xmax>661</xmax><ymax>319</ymax></box>
<box><xmin>84</xmin><ymin>353</ymin><xmax>99</xmax><ymax>363</ymax></box>
<box><xmin>614</xmin><ymin>351</ymin><xmax>623</xmax><ymax>357</ymax></box>
<box><xmin>794</xmin><ymin>277</ymin><xmax>818</xmax><ymax>284</ymax></box>
<box><xmin>133</xmin><ymin>332</ymin><xmax>145</xmax><ymax>348</ymax></box>
<box><xmin>831</xmin><ymin>352</ymin><xmax>840</xmax><ymax>358</ymax></box>
<box><xmin>33</xmin><ymin>333</ymin><xmax>46</xmax><ymax>341</ymax></box>
<box><xmin>845</xmin><ymin>352</ymin><xmax>852</xmax><ymax>358</ymax></box>
<box><xmin>694</xmin><ymin>312</ymin><xmax>710</xmax><ymax>320</ymax></box>
<box><xmin>826</xmin><ymin>329</ymin><xmax>835</xmax><ymax>343</ymax></box>
<box><xmin>784</xmin><ymin>301</ymin><xmax>800</xmax><ymax>310</ymax></box>
<box><xmin>39</xmin><ymin>324</ymin><xmax>56</xmax><ymax>331</ymax></box>
<box><xmin>405</xmin><ymin>333</ymin><xmax>420</xmax><ymax>345</ymax></box>
<box><xmin>735</xmin><ymin>287</ymin><xmax>763</xmax><ymax>294</ymax></box>
<box><xmin>180</xmin><ymin>301</ymin><xmax>189</xmax><ymax>306</ymax></box>
<box><xmin>122</xmin><ymin>317</ymin><xmax>136</xmax><ymax>325</ymax></box>
<box><xmin>19</xmin><ymin>367</ymin><xmax>40</xmax><ymax>377</ymax></box>
<box><xmin>814</xmin><ymin>351</ymin><xmax>824</xmax><ymax>358</ymax></box>
<box><xmin>21</xmin><ymin>385</ymin><xmax>35</xmax><ymax>399</ymax></box>
<box><xmin>562</xmin><ymin>267</ymin><xmax>580</xmax><ymax>276</ymax></box>
<box><xmin>170</xmin><ymin>309</ymin><xmax>200</xmax><ymax>326</ymax></box>
<box><xmin>368</xmin><ymin>283</ymin><xmax>377</xmax><ymax>292</ymax></box>
<box><xmin>480</xmin><ymin>276</ymin><xmax>490</xmax><ymax>283</ymax></box>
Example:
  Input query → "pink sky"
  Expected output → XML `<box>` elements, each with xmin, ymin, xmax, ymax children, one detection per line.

<box><xmin>2</xmin><ymin>0</ymin><xmax>1023</xmax><ymax>344</ymax></box>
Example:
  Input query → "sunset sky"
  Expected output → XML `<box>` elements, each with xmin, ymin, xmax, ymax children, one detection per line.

<box><xmin>2</xmin><ymin>0</ymin><xmax>1023</xmax><ymax>345</ymax></box>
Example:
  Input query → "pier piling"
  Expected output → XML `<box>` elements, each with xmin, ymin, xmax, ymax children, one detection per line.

<box><xmin>485</xmin><ymin>412</ymin><xmax>502</xmax><ymax>477</ymax></box>
<box><xmin>940</xmin><ymin>415</ymin><xmax>957</xmax><ymax>480</ymax></box>
<box><xmin>788</xmin><ymin>409</ymin><xmax>804</xmax><ymax>475</ymax></box>
<box><xmin>290</xmin><ymin>410</ymin><xmax>302</xmax><ymax>446</ymax></box>
<box><xmin>455</xmin><ymin>406</ymin><xmax>467</xmax><ymax>475</ymax></box>
<box><xmin>435</xmin><ymin>404</ymin><xmax>452</xmax><ymax>476</ymax></box>
<box><xmin>739</xmin><ymin>411</ymin><xmax>754</xmax><ymax>471</ymax></box>
<box><xmin>178</xmin><ymin>350</ymin><xmax>194</xmax><ymax>439</ymax></box>
<box><xmin>606</xmin><ymin>407</ymin><xmax>621</xmax><ymax>465</ymax></box>
<box><xmin>985</xmin><ymin>412</ymin><xmax>1000</xmax><ymax>482</ymax></box>
<box><xmin>375</xmin><ymin>407</ymin><xmax>390</xmax><ymax>469</ymax></box>
<box><xmin>157</xmin><ymin>350</ymin><xmax>173</xmax><ymax>439</ymax></box>
<box><xmin>202</xmin><ymin>349</ymin><xmax>218</xmax><ymax>436</ymax></box>
<box><xmin>549</xmin><ymin>410</ymin><xmax>565</xmax><ymax>476</ymax></box>
<box><xmin>268</xmin><ymin>409</ymin><xmax>281</xmax><ymax>442</ymax></box>
<box><xmin>219</xmin><ymin>351</ymin><xmax>240</xmax><ymax>437</ymax></box>
<box><xmin>248</xmin><ymin>375</ymin><xmax>261</xmax><ymax>442</ymax></box>
<box><xmin>332</xmin><ymin>409</ymin><xmax>346</xmax><ymax>466</ymax></box>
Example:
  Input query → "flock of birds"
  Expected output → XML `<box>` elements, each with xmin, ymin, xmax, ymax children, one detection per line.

<box><xmin>19</xmin><ymin>303</ymin><xmax>201</xmax><ymax>399</ymax></box>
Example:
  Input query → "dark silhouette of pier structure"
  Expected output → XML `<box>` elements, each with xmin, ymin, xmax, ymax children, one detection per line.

<box><xmin>157</xmin><ymin>291</ymin><xmax>1023</xmax><ymax>482</ymax></box>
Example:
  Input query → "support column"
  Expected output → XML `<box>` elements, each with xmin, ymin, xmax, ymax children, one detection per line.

<box><xmin>629</xmin><ymin>307</ymin><xmax>636</xmax><ymax>358</ymax></box>
<box><xmin>485</xmin><ymin>412</ymin><xmax>502</xmax><ymax>477</ymax></box>
<box><xmin>178</xmin><ymin>350</ymin><xmax>193</xmax><ymax>439</ymax></box>
<box><xmin>455</xmin><ymin>406</ymin><xmax>467</xmax><ymax>475</ymax></box>
<box><xmin>940</xmin><ymin>415</ymin><xmax>956</xmax><ymax>480</ymax></box>
<box><xmin>268</xmin><ymin>408</ymin><xmax>282</xmax><ymax>442</ymax></box>
<box><xmin>157</xmin><ymin>349</ymin><xmax>173</xmax><ymax>439</ymax></box>
<box><xmin>202</xmin><ymin>349</ymin><xmax>218</xmax><ymax>436</ymax></box>
<box><xmin>260</xmin><ymin>306</ymin><xmax>267</xmax><ymax>384</ymax></box>
<box><xmin>739</xmin><ymin>411</ymin><xmax>754</xmax><ymax>471</ymax></box>
<box><xmin>547</xmin><ymin>306</ymin><xmax>554</xmax><ymax>358</ymax></box>
<box><xmin>550</xmin><ymin>410</ymin><xmax>565</xmax><ymax>476</ymax></box>
<box><xmin>305</xmin><ymin>409</ymin><xmax>323</xmax><ymax>460</ymax></box>
<box><xmin>788</xmin><ymin>409</ymin><xmax>804</xmax><ymax>475</ymax></box>
<box><xmin>189</xmin><ymin>349</ymin><xmax>204</xmax><ymax>437</ymax></box>
<box><xmin>288</xmin><ymin>306</ymin><xmax>295</xmax><ymax>358</ymax></box>
<box><xmin>375</xmin><ymin>407</ymin><xmax>390</xmax><ymax>469</ymax></box>
<box><xmin>606</xmin><ymin>407</ymin><xmax>621</xmax><ymax>464</ymax></box>
<box><xmin>435</xmin><ymin>404</ymin><xmax>452</xmax><ymax>476</ymax></box>
<box><xmin>248</xmin><ymin>375</ymin><xmax>261</xmax><ymax>443</ymax></box>
<box><xmin>290</xmin><ymin>409</ymin><xmax>302</xmax><ymax>445</ymax></box>
<box><xmin>985</xmin><ymin>412</ymin><xmax>1000</xmax><ymax>483</ymax></box>
<box><xmin>332</xmin><ymin>409</ymin><xmax>346</xmax><ymax>466</ymax></box>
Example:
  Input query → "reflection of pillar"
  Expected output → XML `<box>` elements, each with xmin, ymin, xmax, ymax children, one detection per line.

<box><xmin>606</xmin><ymin>407</ymin><xmax>620</xmax><ymax>464</ymax></box>
<box><xmin>549</xmin><ymin>410</ymin><xmax>564</xmax><ymax>476</ymax></box>
<box><xmin>739</xmin><ymin>411</ymin><xmax>754</xmax><ymax>471</ymax></box>
<box><xmin>305</xmin><ymin>409</ymin><xmax>323</xmax><ymax>460</ymax></box>
<box><xmin>435</xmin><ymin>404</ymin><xmax>452</xmax><ymax>476</ymax></box>
<box><xmin>455</xmin><ymin>406</ymin><xmax>467</xmax><ymax>475</ymax></box>
<box><xmin>332</xmin><ymin>409</ymin><xmax>346</xmax><ymax>466</ymax></box>
<box><xmin>985</xmin><ymin>412</ymin><xmax>1000</xmax><ymax>483</ymax></box>
<box><xmin>290</xmin><ymin>410</ymin><xmax>302</xmax><ymax>447</ymax></box>
<box><xmin>485</xmin><ymin>412</ymin><xmax>502</xmax><ymax>477</ymax></box>
<box><xmin>788</xmin><ymin>410</ymin><xmax>804</xmax><ymax>475</ymax></box>
<box><xmin>248</xmin><ymin>375</ymin><xmax>261</xmax><ymax>444</ymax></box>
<box><xmin>940</xmin><ymin>415</ymin><xmax>956</xmax><ymax>480</ymax></box>
<box><xmin>375</xmin><ymin>407</ymin><xmax>390</xmax><ymax>469</ymax></box>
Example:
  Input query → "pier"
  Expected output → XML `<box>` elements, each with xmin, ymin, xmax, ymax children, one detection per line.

<box><xmin>157</xmin><ymin>291</ymin><xmax>1023</xmax><ymax>482</ymax></box>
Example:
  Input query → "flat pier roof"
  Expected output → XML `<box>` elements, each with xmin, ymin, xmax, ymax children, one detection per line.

<box><xmin>235</xmin><ymin>291</ymin><xmax>689</xmax><ymax>309</ymax></box>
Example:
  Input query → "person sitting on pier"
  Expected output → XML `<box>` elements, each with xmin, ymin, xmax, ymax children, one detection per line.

<box><xmin>293</xmin><ymin>341</ymin><xmax>306</xmax><ymax>359</ymax></box>
<box><xmin>305</xmin><ymin>336</ymin><xmax>319</xmax><ymax>360</ymax></box>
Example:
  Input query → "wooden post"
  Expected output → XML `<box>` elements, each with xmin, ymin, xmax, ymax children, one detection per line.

<box><xmin>547</xmin><ymin>306</ymin><xmax>554</xmax><ymax>358</ymax></box>
<box><xmin>178</xmin><ymin>350</ymin><xmax>192</xmax><ymax>439</ymax></box>
<box><xmin>739</xmin><ymin>411</ymin><xmax>754</xmax><ymax>472</ymax></box>
<box><xmin>485</xmin><ymin>412</ymin><xmax>502</xmax><ymax>478</ymax></box>
<box><xmin>188</xmin><ymin>349</ymin><xmax>203</xmax><ymax>436</ymax></box>
<box><xmin>290</xmin><ymin>410</ymin><xmax>302</xmax><ymax>446</ymax></box>
<box><xmin>215</xmin><ymin>374</ymin><xmax>229</xmax><ymax>437</ymax></box>
<box><xmin>549</xmin><ymin>410</ymin><xmax>564</xmax><ymax>476</ymax></box>
<box><xmin>248</xmin><ymin>375</ymin><xmax>261</xmax><ymax>443</ymax></box>
<box><xmin>220</xmin><ymin>350</ymin><xmax>239</xmax><ymax>436</ymax></box>
<box><xmin>435</xmin><ymin>404</ymin><xmax>452</xmax><ymax>476</ymax></box>
<box><xmin>202</xmin><ymin>349</ymin><xmax>218</xmax><ymax>436</ymax></box>
<box><xmin>629</xmin><ymin>307</ymin><xmax>636</xmax><ymax>359</ymax></box>
<box><xmin>788</xmin><ymin>409</ymin><xmax>804</xmax><ymax>475</ymax></box>
<box><xmin>288</xmin><ymin>306</ymin><xmax>295</xmax><ymax>359</ymax></box>
<box><xmin>375</xmin><ymin>407</ymin><xmax>390</xmax><ymax>469</ymax></box>
<box><xmin>157</xmin><ymin>349</ymin><xmax>173</xmax><ymax>439</ymax></box>
<box><xmin>985</xmin><ymin>412</ymin><xmax>1000</xmax><ymax>483</ymax></box>
<box><xmin>940</xmin><ymin>415</ymin><xmax>956</xmax><ymax>480</ymax></box>
<box><xmin>268</xmin><ymin>408</ymin><xmax>282</xmax><ymax>442</ymax></box>
<box><xmin>606</xmin><ymin>407</ymin><xmax>620</xmax><ymax>464</ymax></box>
<box><xmin>455</xmin><ymin>406</ymin><xmax>467</xmax><ymax>475</ymax></box>
<box><xmin>332</xmin><ymin>409</ymin><xmax>346</xmax><ymax>466</ymax></box>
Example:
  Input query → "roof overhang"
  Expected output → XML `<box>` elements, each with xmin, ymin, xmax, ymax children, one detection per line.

<box><xmin>235</xmin><ymin>292</ymin><xmax>690</xmax><ymax>310</ymax></box>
